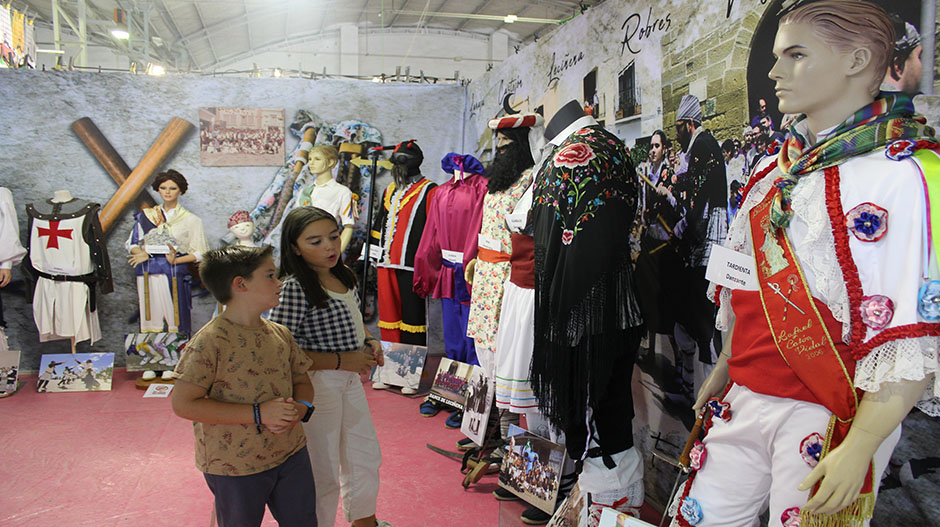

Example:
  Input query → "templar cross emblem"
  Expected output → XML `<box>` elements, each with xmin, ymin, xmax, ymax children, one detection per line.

<box><xmin>37</xmin><ymin>220</ymin><xmax>73</xmax><ymax>249</ymax></box>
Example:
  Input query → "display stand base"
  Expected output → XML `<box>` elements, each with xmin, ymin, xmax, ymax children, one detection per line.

<box><xmin>135</xmin><ymin>376</ymin><xmax>176</xmax><ymax>390</ymax></box>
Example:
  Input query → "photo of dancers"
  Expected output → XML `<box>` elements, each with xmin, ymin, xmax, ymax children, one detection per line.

<box><xmin>36</xmin><ymin>353</ymin><xmax>114</xmax><ymax>393</ymax></box>
<box><xmin>0</xmin><ymin>349</ymin><xmax>20</xmax><ymax>396</ymax></box>
<box><xmin>428</xmin><ymin>357</ymin><xmax>474</xmax><ymax>410</ymax></box>
<box><xmin>124</xmin><ymin>332</ymin><xmax>189</xmax><ymax>372</ymax></box>
<box><xmin>498</xmin><ymin>424</ymin><xmax>566</xmax><ymax>515</ymax></box>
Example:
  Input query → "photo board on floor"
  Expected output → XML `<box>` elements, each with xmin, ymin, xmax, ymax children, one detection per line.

<box><xmin>369</xmin><ymin>341</ymin><xmax>428</xmax><ymax>392</ymax></box>
<box><xmin>0</xmin><ymin>349</ymin><xmax>20</xmax><ymax>396</ymax></box>
<box><xmin>547</xmin><ymin>482</ymin><xmax>587</xmax><ymax>527</ymax></box>
<box><xmin>124</xmin><ymin>332</ymin><xmax>189</xmax><ymax>372</ymax></box>
<box><xmin>428</xmin><ymin>357</ymin><xmax>474</xmax><ymax>410</ymax></box>
<box><xmin>37</xmin><ymin>353</ymin><xmax>113</xmax><ymax>393</ymax></box>
<box><xmin>460</xmin><ymin>364</ymin><xmax>493</xmax><ymax>445</ymax></box>
<box><xmin>597</xmin><ymin>506</ymin><xmax>655</xmax><ymax>526</ymax></box>
<box><xmin>499</xmin><ymin>424</ymin><xmax>566</xmax><ymax>515</ymax></box>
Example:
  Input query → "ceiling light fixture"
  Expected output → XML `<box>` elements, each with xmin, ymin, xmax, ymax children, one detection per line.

<box><xmin>146</xmin><ymin>63</ymin><xmax>165</xmax><ymax>76</ymax></box>
<box><xmin>504</xmin><ymin>14</ymin><xmax>518</xmax><ymax>23</ymax></box>
<box><xmin>110</xmin><ymin>28</ymin><xmax>129</xmax><ymax>40</ymax></box>
<box><xmin>273</xmin><ymin>68</ymin><xmax>282</xmax><ymax>78</ymax></box>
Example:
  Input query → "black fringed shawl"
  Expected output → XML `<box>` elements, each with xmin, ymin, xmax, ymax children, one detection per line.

<box><xmin>531</xmin><ymin>125</ymin><xmax>643</xmax><ymax>434</ymax></box>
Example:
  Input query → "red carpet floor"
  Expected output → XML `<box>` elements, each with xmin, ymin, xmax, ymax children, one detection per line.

<box><xmin>0</xmin><ymin>370</ymin><xmax>509</xmax><ymax>527</ymax></box>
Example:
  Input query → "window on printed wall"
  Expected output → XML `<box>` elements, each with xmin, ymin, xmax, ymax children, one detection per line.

<box><xmin>617</xmin><ymin>62</ymin><xmax>640</xmax><ymax>119</ymax></box>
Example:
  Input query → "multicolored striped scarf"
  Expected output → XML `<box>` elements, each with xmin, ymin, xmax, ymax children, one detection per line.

<box><xmin>771</xmin><ymin>92</ymin><xmax>935</xmax><ymax>228</ymax></box>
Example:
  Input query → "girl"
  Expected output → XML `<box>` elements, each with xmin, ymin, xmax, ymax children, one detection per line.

<box><xmin>268</xmin><ymin>206</ymin><xmax>392</xmax><ymax>527</ymax></box>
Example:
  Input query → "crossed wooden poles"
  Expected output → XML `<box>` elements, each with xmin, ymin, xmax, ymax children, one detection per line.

<box><xmin>71</xmin><ymin>116</ymin><xmax>193</xmax><ymax>324</ymax></box>
<box><xmin>71</xmin><ymin>116</ymin><xmax>193</xmax><ymax>234</ymax></box>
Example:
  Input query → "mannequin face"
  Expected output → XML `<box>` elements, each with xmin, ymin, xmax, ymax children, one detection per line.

<box><xmin>307</xmin><ymin>151</ymin><xmax>335</xmax><ymax>176</ymax></box>
<box><xmin>229</xmin><ymin>221</ymin><xmax>255</xmax><ymax>240</ymax></box>
<box><xmin>768</xmin><ymin>22</ymin><xmax>857</xmax><ymax>119</ymax></box>
<box><xmin>158</xmin><ymin>180</ymin><xmax>182</xmax><ymax>205</ymax></box>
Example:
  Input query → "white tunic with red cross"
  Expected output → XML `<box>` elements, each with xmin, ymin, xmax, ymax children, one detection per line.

<box><xmin>29</xmin><ymin>212</ymin><xmax>100</xmax><ymax>344</ymax></box>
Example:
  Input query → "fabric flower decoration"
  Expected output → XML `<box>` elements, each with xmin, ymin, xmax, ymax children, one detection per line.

<box><xmin>799</xmin><ymin>433</ymin><xmax>823</xmax><ymax>467</ymax></box>
<box><xmin>844</xmin><ymin>202</ymin><xmax>888</xmax><ymax>242</ymax></box>
<box><xmin>918</xmin><ymin>280</ymin><xmax>940</xmax><ymax>321</ymax></box>
<box><xmin>554</xmin><ymin>143</ymin><xmax>596</xmax><ymax>168</ymax></box>
<box><xmin>781</xmin><ymin>507</ymin><xmax>801</xmax><ymax>527</ymax></box>
<box><xmin>859</xmin><ymin>295</ymin><xmax>895</xmax><ymax>330</ymax></box>
<box><xmin>706</xmin><ymin>397</ymin><xmax>732</xmax><ymax>422</ymax></box>
<box><xmin>689</xmin><ymin>441</ymin><xmax>707</xmax><ymax>471</ymax></box>
<box><xmin>885</xmin><ymin>139</ymin><xmax>916</xmax><ymax>161</ymax></box>
<box><xmin>561</xmin><ymin>229</ymin><xmax>574</xmax><ymax>245</ymax></box>
<box><xmin>679</xmin><ymin>497</ymin><xmax>703</xmax><ymax>525</ymax></box>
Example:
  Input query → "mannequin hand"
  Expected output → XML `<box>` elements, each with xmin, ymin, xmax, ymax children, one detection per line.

<box><xmin>798</xmin><ymin>429</ymin><xmax>881</xmax><ymax>515</ymax></box>
<box><xmin>366</xmin><ymin>339</ymin><xmax>385</xmax><ymax>367</ymax></box>
<box><xmin>165</xmin><ymin>244</ymin><xmax>179</xmax><ymax>265</ymax></box>
<box><xmin>0</xmin><ymin>268</ymin><xmax>10</xmax><ymax>287</ymax></box>
<box><xmin>127</xmin><ymin>249</ymin><xmax>150</xmax><ymax>266</ymax></box>
<box><xmin>693</xmin><ymin>352</ymin><xmax>730</xmax><ymax>410</ymax></box>
<box><xmin>342</xmin><ymin>351</ymin><xmax>377</xmax><ymax>375</ymax></box>
<box><xmin>465</xmin><ymin>258</ymin><xmax>477</xmax><ymax>286</ymax></box>
<box><xmin>260</xmin><ymin>397</ymin><xmax>298</xmax><ymax>433</ymax></box>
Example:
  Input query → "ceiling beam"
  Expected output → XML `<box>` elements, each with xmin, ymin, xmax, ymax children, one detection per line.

<box><xmin>191</xmin><ymin>2</ymin><xmax>220</xmax><ymax>67</ymax></box>
<box><xmin>455</xmin><ymin>0</ymin><xmax>492</xmax><ymax>32</ymax></box>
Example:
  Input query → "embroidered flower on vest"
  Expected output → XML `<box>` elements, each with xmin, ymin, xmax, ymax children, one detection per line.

<box><xmin>781</xmin><ymin>507</ymin><xmax>801</xmax><ymax>527</ymax></box>
<box><xmin>885</xmin><ymin>139</ymin><xmax>916</xmax><ymax>161</ymax></box>
<box><xmin>706</xmin><ymin>397</ymin><xmax>732</xmax><ymax>422</ymax></box>
<box><xmin>917</xmin><ymin>280</ymin><xmax>940</xmax><ymax>321</ymax></box>
<box><xmin>689</xmin><ymin>441</ymin><xmax>707</xmax><ymax>471</ymax></box>
<box><xmin>859</xmin><ymin>295</ymin><xmax>895</xmax><ymax>329</ymax></box>
<box><xmin>679</xmin><ymin>497</ymin><xmax>703</xmax><ymax>525</ymax></box>
<box><xmin>845</xmin><ymin>202</ymin><xmax>888</xmax><ymax>242</ymax></box>
<box><xmin>553</xmin><ymin>143</ymin><xmax>596</xmax><ymax>168</ymax></box>
<box><xmin>799</xmin><ymin>433</ymin><xmax>823</xmax><ymax>467</ymax></box>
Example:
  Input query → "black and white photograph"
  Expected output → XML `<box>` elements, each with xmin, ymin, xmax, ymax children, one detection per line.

<box><xmin>459</xmin><ymin>364</ymin><xmax>492</xmax><ymax>446</ymax></box>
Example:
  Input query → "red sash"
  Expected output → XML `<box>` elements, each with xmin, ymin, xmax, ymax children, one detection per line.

<box><xmin>749</xmin><ymin>188</ymin><xmax>874</xmax><ymax>526</ymax></box>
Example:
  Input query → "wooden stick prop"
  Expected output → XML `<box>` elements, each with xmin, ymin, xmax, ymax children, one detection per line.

<box><xmin>143</xmin><ymin>271</ymin><xmax>151</xmax><ymax>320</ymax></box>
<box><xmin>98</xmin><ymin>118</ymin><xmax>194</xmax><ymax>233</ymax></box>
<box><xmin>268</xmin><ymin>127</ymin><xmax>317</xmax><ymax>229</ymax></box>
<box><xmin>172</xmin><ymin>275</ymin><xmax>180</xmax><ymax>327</ymax></box>
<box><xmin>70</xmin><ymin>118</ymin><xmax>156</xmax><ymax>210</ymax></box>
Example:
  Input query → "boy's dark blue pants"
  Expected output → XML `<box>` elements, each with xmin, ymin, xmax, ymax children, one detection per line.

<box><xmin>203</xmin><ymin>446</ymin><xmax>317</xmax><ymax>527</ymax></box>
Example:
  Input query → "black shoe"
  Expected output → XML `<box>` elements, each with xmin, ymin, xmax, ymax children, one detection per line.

<box><xmin>456</xmin><ymin>437</ymin><xmax>476</xmax><ymax>450</ymax></box>
<box><xmin>521</xmin><ymin>505</ymin><xmax>551</xmax><ymax>525</ymax></box>
<box><xmin>493</xmin><ymin>487</ymin><xmax>520</xmax><ymax>501</ymax></box>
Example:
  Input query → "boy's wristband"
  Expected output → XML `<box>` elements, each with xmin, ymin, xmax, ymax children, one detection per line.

<box><xmin>252</xmin><ymin>402</ymin><xmax>262</xmax><ymax>434</ymax></box>
<box><xmin>335</xmin><ymin>352</ymin><xmax>342</xmax><ymax>370</ymax></box>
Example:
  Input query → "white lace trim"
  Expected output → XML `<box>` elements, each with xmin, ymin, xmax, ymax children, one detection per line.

<box><xmin>855</xmin><ymin>335</ymin><xmax>940</xmax><ymax>416</ymax></box>
<box><xmin>788</xmin><ymin>174</ymin><xmax>852</xmax><ymax>343</ymax></box>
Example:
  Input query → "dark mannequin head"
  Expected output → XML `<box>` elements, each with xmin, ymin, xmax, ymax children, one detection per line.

<box><xmin>390</xmin><ymin>140</ymin><xmax>423</xmax><ymax>187</ymax></box>
<box><xmin>485</xmin><ymin>126</ymin><xmax>534</xmax><ymax>193</ymax></box>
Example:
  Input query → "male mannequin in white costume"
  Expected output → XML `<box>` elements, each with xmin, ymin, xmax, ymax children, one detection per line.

<box><xmin>671</xmin><ymin>2</ymin><xmax>940</xmax><ymax>526</ymax></box>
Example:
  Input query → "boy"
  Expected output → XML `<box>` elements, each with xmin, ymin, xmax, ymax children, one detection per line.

<box><xmin>172</xmin><ymin>245</ymin><xmax>317</xmax><ymax>527</ymax></box>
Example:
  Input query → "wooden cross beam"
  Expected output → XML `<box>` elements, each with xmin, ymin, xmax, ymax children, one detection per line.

<box><xmin>71</xmin><ymin>118</ymin><xmax>156</xmax><ymax>211</ymax></box>
<box><xmin>70</xmin><ymin>117</ymin><xmax>194</xmax><ymax>233</ymax></box>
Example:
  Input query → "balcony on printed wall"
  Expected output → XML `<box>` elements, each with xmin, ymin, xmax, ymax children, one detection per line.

<box><xmin>615</xmin><ymin>103</ymin><xmax>642</xmax><ymax>124</ymax></box>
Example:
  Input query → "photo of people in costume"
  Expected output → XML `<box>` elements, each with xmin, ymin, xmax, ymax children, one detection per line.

<box><xmin>0</xmin><ymin>349</ymin><xmax>20</xmax><ymax>396</ymax></box>
<box><xmin>199</xmin><ymin>107</ymin><xmax>286</xmax><ymax>166</ymax></box>
<box><xmin>369</xmin><ymin>341</ymin><xmax>428</xmax><ymax>392</ymax></box>
<box><xmin>124</xmin><ymin>332</ymin><xmax>189</xmax><ymax>372</ymax></box>
<box><xmin>36</xmin><ymin>353</ymin><xmax>113</xmax><ymax>393</ymax></box>
<box><xmin>428</xmin><ymin>357</ymin><xmax>473</xmax><ymax>410</ymax></box>
<box><xmin>499</xmin><ymin>424</ymin><xmax>566</xmax><ymax>515</ymax></box>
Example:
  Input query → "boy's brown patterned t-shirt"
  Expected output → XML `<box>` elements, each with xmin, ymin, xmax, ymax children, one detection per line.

<box><xmin>173</xmin><ymin>316</ymin><xmax>313</xmax><ymax>476</ymax></box>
